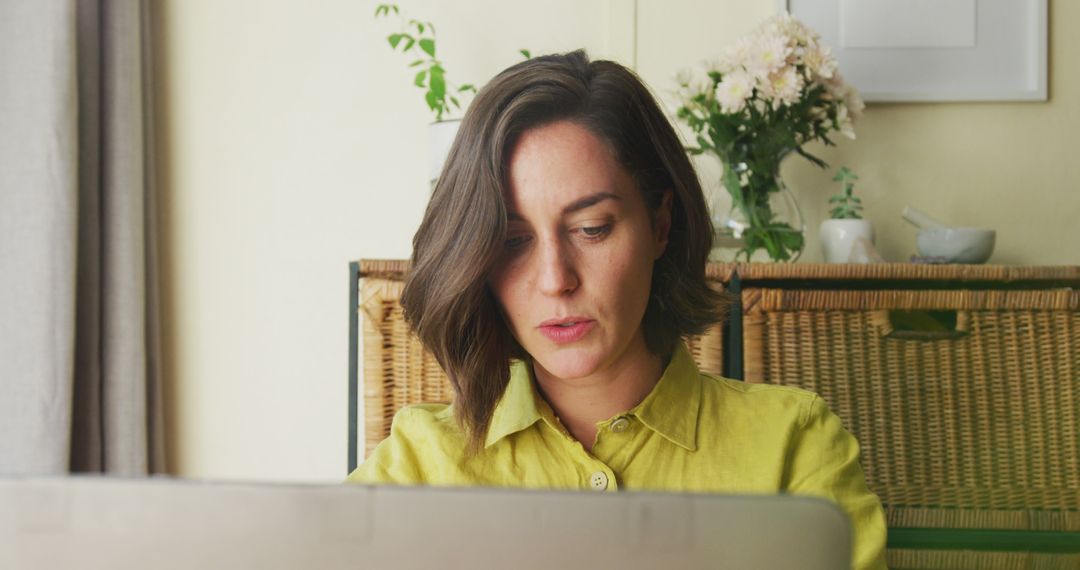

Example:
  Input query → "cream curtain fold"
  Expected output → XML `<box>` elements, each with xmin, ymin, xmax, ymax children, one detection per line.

<box><xmin>0</xmin><ymin>0</ymin><xmax>164</xmax><ymax>475</ymax></box>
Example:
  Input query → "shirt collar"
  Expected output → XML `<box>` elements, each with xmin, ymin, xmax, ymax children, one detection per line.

<box><xmin>628</xmin><ymin>342</ymin><xmax>702</xmax><ymax>451</ymax></box>
<box><xmin>484</xmin><ymin>343</ymin><xmax>703</xmax><ymax>451</ymax></box>
<box><xmin>484</xmin><ymin>360</ymin><xmax>546</xmax><ymax>448</ymax></box>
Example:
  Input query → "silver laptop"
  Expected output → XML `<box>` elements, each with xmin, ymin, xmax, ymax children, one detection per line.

<box><xmin>1</xmin><ymin>477</ymin><xmax>850</xmax><ymax>569</ymax></box>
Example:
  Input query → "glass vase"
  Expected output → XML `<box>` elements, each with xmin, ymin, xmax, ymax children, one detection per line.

<box><xmin>708</xmin><ymin>152</ymin><xmax>805</xmax><ymax>263</ymax></box>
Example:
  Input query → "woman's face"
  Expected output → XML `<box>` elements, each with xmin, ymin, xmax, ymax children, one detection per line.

<box><xmin>489</xmin><ymin>120</ymin><xmax>670</xmax><ymax>382</ymax></box>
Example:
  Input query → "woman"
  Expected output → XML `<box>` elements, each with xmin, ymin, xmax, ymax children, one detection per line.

<box><xmin>348</xmin><ymin>50</ymin><xmax>887</xmax><ymax>569</ymax></box>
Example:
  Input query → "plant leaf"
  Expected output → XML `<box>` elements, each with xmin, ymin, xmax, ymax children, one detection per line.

<box><xmin>425</xmin><ymin>90</ymin><xmax>438</xmax><ymax>111</ymax></box>
<box><xmin>419</xmin><ymin>38</ymin><xmax>436</xmax><ymax>57</ymax></box>
<box><xmin>520</xmin><ymin>49</ymin><xmax>531</xmax><ymax>59</ymax></box>
<box><xmin>458</xmin><ymin>84</ymin><xmax>476</xmax><ymax>93</ymax></box>
<box><xmin>429</xmin><ymin>66</ymin><xmax>446</xmax><ymax>100</ymax></box>
<box><xmin>780</xmin><ymin>229</ymin><xmax>804</xmax><ymax>251</ymax></box>
<box><xmin>414</xmin><ymin>70</ymin><xmax>427</xmax><ymax>88</ymax></box>
<box><xmin>402</xmin><ymin>38</ymin><xmax>415</xmax><ymax>52</ymax></box>
<box><xmin>387</xmin><ymin>34</ymin><xmax>403</xmax><ymax>49</ymax></box>
<box><xmin>409</xmin><ymin>59</ymin><xmax>425</xmax><ymax>67</ymax></box>
<box><xmin>450</xmin><ymin>96</ymin><xmax>460</xmax><ymax>108</ymax></box>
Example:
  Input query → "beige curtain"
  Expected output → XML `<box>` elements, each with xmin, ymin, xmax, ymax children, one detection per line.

<box><xmin>0</xmin><ymin>0</ymin><xmax>164</xmax><ymax>475</ymax></box>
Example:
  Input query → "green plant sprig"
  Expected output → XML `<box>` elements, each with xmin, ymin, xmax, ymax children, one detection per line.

<box><xmin>828</xmin><ymin>166</ymin><xmax>863</xmax><ymax>219</ymax></box>
<box><xmin>375</xmin><ymin>3</ymin><xmax>477</xmax><ymax>121</ymax></box>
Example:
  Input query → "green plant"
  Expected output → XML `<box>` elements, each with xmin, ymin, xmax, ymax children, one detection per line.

<box><xmin>374</xmin><ymin>4</ymin><xmax>532</xmax><ymax>122</ymax></box>
<box><xmin>374</xmin><ymin>3</ymin><xmax>477</xmax><ymax>121</ymax></box>
<box><xmin>828</xmin><ymin>166</ymin><xmax>863</xmax><ymax>219</ymax></box>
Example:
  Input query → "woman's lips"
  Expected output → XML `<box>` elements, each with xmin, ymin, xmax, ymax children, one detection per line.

<box><xmin>538</xmin><ymin>319</ymin><xmax>595</xmax><ymax>344</ymax></box>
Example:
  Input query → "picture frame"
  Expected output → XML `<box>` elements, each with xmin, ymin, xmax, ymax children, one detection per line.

<box><xmin>775</xmin><ymin>0</ymin><xmax>1048</xmax><ymax>102</ymax></box>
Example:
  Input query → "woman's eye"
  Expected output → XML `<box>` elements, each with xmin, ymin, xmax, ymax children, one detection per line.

<box><xmin>505</xmin><ymin>235</ymin><xmax>531</xmax><ymax>249</ymax></box>
<box><xmin>579</xmin><ymin>224</ymin><xmax>612</xmax><ymax>239</ymax></box>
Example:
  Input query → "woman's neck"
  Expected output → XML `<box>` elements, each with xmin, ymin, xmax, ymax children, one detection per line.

<box><xmin>532</xmin><ymin>335</ymin><xmax>665</xmax><ymax>452</ymax></box>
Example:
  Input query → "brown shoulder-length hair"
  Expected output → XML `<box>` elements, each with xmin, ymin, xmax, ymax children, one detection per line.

<box><xmin>401</xmin><ymin>49</ymin><xmax>728</xmax><ymax>452</ymax></box>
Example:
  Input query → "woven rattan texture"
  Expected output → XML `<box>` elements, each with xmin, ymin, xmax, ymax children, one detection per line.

<box><xmin>742</xmin><ymin>288</ymin><xmax>1080</xmax><ymax>532</ymax></box>
<box><xmin>361</xmin><ymin>278</ymin><xmax>453</xmax><ymax>458</ymax></box>
<box><xmin>887</xmin><ymin>549</ymin><xmax>1080</xmax><ymax>570</ymax></box>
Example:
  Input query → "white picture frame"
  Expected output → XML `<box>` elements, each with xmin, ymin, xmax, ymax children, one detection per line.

<box><xmin>775</xmin><ymin>0</ymin><xmax>1048</xmax><ymax>102</ymax></box>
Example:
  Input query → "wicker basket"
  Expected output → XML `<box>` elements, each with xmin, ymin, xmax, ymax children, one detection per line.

<box><xmin>743</xmin><ymin>287</ymin><xmax>1080</xmax><ymax>524</ymax></box>
<box><xmin>730</xmin><ymin>264</ymin><xmax>1080</xmax><ymax>569</ymax></box>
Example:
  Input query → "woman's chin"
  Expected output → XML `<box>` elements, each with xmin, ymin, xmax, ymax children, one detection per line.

<box><xmin>532</xmin><ymin>347</ymin><xmax>606</xmax><ymax>381</ymax></box>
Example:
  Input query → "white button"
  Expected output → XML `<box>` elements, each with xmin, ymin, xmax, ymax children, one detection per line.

<box><xmin>589</xmin><ymin>471</ymin><xmax>609</xmax><ymax>491</ymax></box>
<box><xmin>610</xmin><ymin>417</ymin><xmax>630</xmax><ymax>433</ymax></box>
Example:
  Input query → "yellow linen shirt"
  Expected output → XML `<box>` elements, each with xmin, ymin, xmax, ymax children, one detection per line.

<box><xmin>347</xmin><ymin>343</ymin><xmax>887</xmax><ymax>570</ymax></box>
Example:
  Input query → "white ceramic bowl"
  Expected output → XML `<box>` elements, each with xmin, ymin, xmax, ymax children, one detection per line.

<box><xmin>916</xmin><ymin>227</ymin><xmax>996</xmax><ymax>263</ymax></box>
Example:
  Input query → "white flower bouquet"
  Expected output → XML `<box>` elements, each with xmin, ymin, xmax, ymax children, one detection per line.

<box><xmin>677</xmin><ymin>13</ymin><xmax>864</xmax><ymax>262</ymax></box>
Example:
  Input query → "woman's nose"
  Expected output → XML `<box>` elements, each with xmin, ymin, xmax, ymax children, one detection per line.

<box><xmin>536</xmin><ymin>238</ymin><xmax>579</xmax><ymax>297</ymax></box>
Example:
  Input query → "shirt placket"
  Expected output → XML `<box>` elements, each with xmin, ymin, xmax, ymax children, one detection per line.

<box><xmin>586</xmin><ymin>414</ymin><xmax>641</xmax><ymax>492</ymax></box>
<box><xmin>540</xmin><ymin>414</ymin><xmax>622</xmax><ymax>492</ymax></box>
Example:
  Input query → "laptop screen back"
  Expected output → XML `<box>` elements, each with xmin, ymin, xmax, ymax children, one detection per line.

<box><xmin>1</xmin><ymin>477</ymin><xmax>850</xmax><ymax>569</ymax></box>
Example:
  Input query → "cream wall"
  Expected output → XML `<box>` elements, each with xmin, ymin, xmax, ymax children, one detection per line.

<box><xmin>155</xmin><ymin>0</ymin><xmax>1079</xmax><ymax>482</ymax></box>
<box><xmin>154</xmin><ymin>0</ymin><xmax>625</xmax><ymax>481</ymax></box>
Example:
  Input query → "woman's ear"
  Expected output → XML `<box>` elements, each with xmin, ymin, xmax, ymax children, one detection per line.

<box><xmin>653</xmin><ymin>190</ymin><xmax>673</xmax><ymax>259</ymax></box>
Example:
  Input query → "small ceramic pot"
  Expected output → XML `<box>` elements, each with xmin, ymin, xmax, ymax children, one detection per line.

<box><xmin>820</xmin><ymin>219</ymin><xmax>875</xmax><ymax>263</ymax></box>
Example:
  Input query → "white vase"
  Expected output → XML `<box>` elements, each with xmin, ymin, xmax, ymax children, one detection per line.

<box><xmin>429</xmin><ymin>119</ymin><xmax>461</xmax><ymax>185</ymax></box>
<box><xmin>820</xmin><ymin>219</ymin><xmax>875</xmax><ymax>263</ymax></box>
